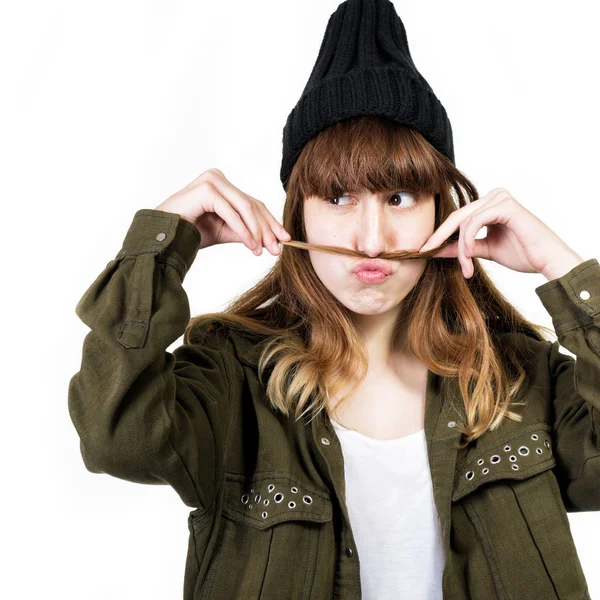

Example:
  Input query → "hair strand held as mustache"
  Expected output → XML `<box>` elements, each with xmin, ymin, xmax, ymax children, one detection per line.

<box><xmin>277</xmin><ymin>232</ymin><xmax>459</xmax><ymax>261</ymax></box>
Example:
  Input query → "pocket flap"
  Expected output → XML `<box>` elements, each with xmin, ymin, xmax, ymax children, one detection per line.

<box><xmin>452</xmin><ymin>424</ymin><xmax>556</xmax><ymax>502</ymax></box>
<box><xmin>222</xmin><ymin>472</ymin><xmax>333</xmax><ymax>530</ymax></box>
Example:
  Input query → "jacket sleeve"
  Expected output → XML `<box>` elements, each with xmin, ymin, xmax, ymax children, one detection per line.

<box><xmin>68</xmin><ymin>208</ymin><xmax>241</xmax><ymax>510</ymax></box>
<box><xmin>534</xmin><ymin>257</ymin><xmax>600</xmax><ymax>512</ymax></box>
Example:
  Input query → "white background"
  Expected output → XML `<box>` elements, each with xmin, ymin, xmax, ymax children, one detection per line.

<box><xmin>2</xmin><ymin>0</ymin><xmax>599</xmax><ymax>598</ymax></box>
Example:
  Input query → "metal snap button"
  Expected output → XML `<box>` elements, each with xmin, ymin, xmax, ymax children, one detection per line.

<box><xmin>580</xmin><ymin>290</ymin><xmax>591</xmax><ymax>300</ymax></box>
<box><xmin>321</xmin><ymin>437</ymin><xmax>331</xmax><ymax>445</ymax></box>
<box><xmin>447</xmin><ymin>421</ymin><xmax>456</xmax><ymax>428</ymax></box>
<box><xmin>156</xmin><ymin>232</ymin><xmax>166</xmax><ymax>241</ymax></box>
<box><xmin>346</xmin><ymin>547</ymin><xmax>354</xmax><ymax>557</ymax></box>
<box><xmin>248</xmin><ymin>504</ymin><xmax>254</xmax><ymax>509</ymax></box>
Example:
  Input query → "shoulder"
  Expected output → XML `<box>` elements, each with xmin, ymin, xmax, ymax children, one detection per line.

<box><xmin>495</xmin><ymin>329</ymin><xmax>554</xmax><ymax>361</ymax></box>
<box><xmin>186</xmin><ymin>318</ymin><xmax>270</xmax><ymax>368</ymax></box>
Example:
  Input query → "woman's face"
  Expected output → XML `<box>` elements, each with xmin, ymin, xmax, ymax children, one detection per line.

<box><xmin>303</xmin><ymin>189</ymin><xmax>436</xmax><ymax>316</ymax></box>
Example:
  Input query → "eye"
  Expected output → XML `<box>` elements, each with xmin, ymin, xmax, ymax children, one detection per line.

<box><xmin>327</xmin><ymin>191</ymin><xmax>420</xmax><ymax>209</ymax></box>
<box><xmin>389</xmin><ymin>191</ymin><xmax>420</xmax><ymax>209</ymax></box>
<box><xmin>327</xmin><ymin>195</ymin><xmax>352</xmax><ymax>207</ymax></box>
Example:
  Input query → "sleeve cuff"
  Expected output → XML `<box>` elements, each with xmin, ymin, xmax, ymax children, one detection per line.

<box><xmin>116</xmin><ymin>209</ymin><xmax>202</xmax><ymax>280</ymax></box>
<box><xmin>535</xmin><ymin>257</ymin><xmax>600</xmax><ymax>334</ymax></box>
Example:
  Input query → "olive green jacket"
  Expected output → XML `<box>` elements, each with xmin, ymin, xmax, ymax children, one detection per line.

<box><xmin>68</xmin><ymin>209</ymin><xmax>600</xmax><ymax>600</ymax></box>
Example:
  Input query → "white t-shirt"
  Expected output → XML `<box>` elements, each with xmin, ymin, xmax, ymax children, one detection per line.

<box><xmin>330</xmin><ymin>418</ymin><xmax>444</xmax><ymax>600</ymax></box>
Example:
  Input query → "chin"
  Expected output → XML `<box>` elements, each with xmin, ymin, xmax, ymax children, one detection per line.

<box><xmin>344</xmin><ymin>300</ymin><xmax>401</xmax><ymax>316</ymax></box>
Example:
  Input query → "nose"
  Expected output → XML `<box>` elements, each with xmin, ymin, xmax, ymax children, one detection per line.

<box><xmin>355</xmin><ymin>198</ymin><xmax>392</xmax><ymax>257</ymax></box>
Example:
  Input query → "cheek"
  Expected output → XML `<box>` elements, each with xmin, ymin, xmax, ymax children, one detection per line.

<box><xmin>305</xmin><ymin>222</ymin><xmax>337</xmax><ymax>245</ymax></box>
<box><xmin>310</xmin><ymin>252</ymin><xmax>339</xmax><ymax>282</ymax></box>
<box><xmin>303</xmin><ymin>202</ymin><xmax>332</xmax><ymax>243</ymax></box>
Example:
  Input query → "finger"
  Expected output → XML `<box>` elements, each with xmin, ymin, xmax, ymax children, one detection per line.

<box><xmin>205</xmin><ymin>173</ymin><xmax>264</xmax><ymax>250</ymax></box>
<box><xmin>252</xmin><ymin>208</ymin><xmax>282</xmax><ymax>256</ymax></box>
<box><xmin>419</xmin><ymin>191</ymin><xmax>506</xmax><ymax>253</ymax></box>
<box><xmin>210</xmin><ymin>189</ymin><xmax>260</xmax><ymax>252</ymax></box>
<box><xmin>430</xmin><ymin>238</ymin><xmax>489</xmax><ymax>262</ymax></box>
<box><xmin>458</xmin><ymin>222</ymin><xmax>473</xmax><ymax>278</ymax></box>
<box><xmin>253</xmin><ymin>201</ymin><xmax>292</xmax><ymax>255</ymax></box>
<box><xmin>256</xmin><ymin>201</ymin><xmax>292</xmax><ymax>242</ymax></box>
<box><xmin>206</xmin><ymin>171</ymin><xmax>291</xmax><ymax>252</ymax></box>
<box><xmin>419</xmin><ymin>206</ymin><xmax>470</xmax><ymax>253</ymax></box>
<box><xmin>463</xmin><ymin>202</ymin><xmax>507</xmax><ymax>260</ymax></box>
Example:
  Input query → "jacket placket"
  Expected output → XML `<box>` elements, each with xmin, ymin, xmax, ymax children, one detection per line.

<box><xmin>310</xmin><ymin>368</ymin><xmax>465</xmax><ymax>599</ymax></box>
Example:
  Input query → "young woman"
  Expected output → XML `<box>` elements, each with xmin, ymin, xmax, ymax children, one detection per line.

<box><xmin>69</xmin><ymin>1</ymin><xmax>600</xmax><ymax>599</ymax></box>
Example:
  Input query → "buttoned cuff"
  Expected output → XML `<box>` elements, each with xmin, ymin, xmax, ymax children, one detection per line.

<box><xmin>535</xmin><ymin>258</ymin><xmax>600</xmax><ymax>334</ymax></box>
<box><xmin>116</xmin><ymin>209</ymin><xmax>202</xmax><ymax>281</ymax></box>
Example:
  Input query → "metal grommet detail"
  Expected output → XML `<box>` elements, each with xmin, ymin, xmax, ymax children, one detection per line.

<box><xmin>465</xmin><ymin>471</ymin><xmax>474</xmax><ymax>480</ymax></box>
<box><xmin>531</xmin><ymin>433</ymin><xmax>539</xmax><ymax>441</ymax></box>
<box><xmin>447</xmin><ymin>421</ymin><xmax>456</xmax><ymax>428</ymax></box>
<box><xmin>248</xmin><ymin>504</ymin><xmax>254</xmax><ymax>509</ymax></box>
<box><xmin>274</xmin><ymin>492</ymin><xmax>284</xmax><ymax>503</ymax></box>
<box><xmin>490</xmin><ymin>455</ymin><xmax>501</xmax><ymax>464</ymax></box>
<box><xmin>518</xmin><ymin>446</ymin><xmax>530</xmax><ymax>456</ymax></box>
<box><xmin>254</xmin><ymin>494</ymin><xmax>261</xmax><ymax>503</ymax></box>
<box><xmin>544</xmin><ymin>440</ymin><xmax>550</xmax><ymax>449</ymax></box>
<box><xmin>268</xmin><ymin>484</ymin><xmax>275</xmax><ymax>493</ymax></box>
<box><xmin>321</xmin><ymin>437</ymin><xmax>331</xmax><ymax>445</ymax></box>
<box><xmin>288</xmin><ymin>501</ymin><xmax>296</xmax><ymax>509</ymax></box>
<box><xmin>241</xmin><ymin>494</ymin><xmax>249</xmax><ymax>504</ymax></box>
<box><xmin>291</xmin><ymin>487</ymin><xmax>298</xmax><ymax>493</ymax></box>
<box><xmin>262</xmin><ymin>511</ymin><xmax>268</xmax><ymax>519</ymax></box>
<box><xmin>580</xmin><ymin>290</ymin><xmax>591</xmax><ymax>300</ymax></box>
<box><xmin>303</xmin><ymin>495</ymin><xmax>313</xmax><ymax>505</ymax></box>
<box><xmin>536</xmin><ymin>447</ymin><xmax>543</xmax><ymax>454</ymax></box>
<box><xmin>509</xmin><ymin>455</ymin><xmax>517</xmax><ymax>462</ymax></box>
<box><xmin>477</xmin><ymin>458</ymin><xmax>485</xmax><ymax>465</ymax></box>
<box><xmin>263</xmin><ymin>499</ymin><xmax>269</xmax><ymax>506</ymax></box>
<box><xmin>504</xmin><ymin>445</ymin><xmax>511</xmax><ymax>452</ymax></box>
<box><xmin>511</xmin><ymin>464</ymin><xmax>519</xmax><ymax>471</ymax></box>
<box><xmin>156</xmin><ymin>232</ymin><xmax>166</xmax><ymax>241</ymax></box>
<box><xmin>250</xmin><ymin>488</ymin><xmax>254</xmax><ymax>493</ymax></box>
<box><xmin>482</xmin><ymin>467</ymin><xmax>489</xmax><ymax>475</ymax></box>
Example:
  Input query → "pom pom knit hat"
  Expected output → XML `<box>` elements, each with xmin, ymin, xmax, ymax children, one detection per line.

<box><xmin>280</xmin><ymin>0</ymin><xmax>455</xmax><ymax>191</ymax></box>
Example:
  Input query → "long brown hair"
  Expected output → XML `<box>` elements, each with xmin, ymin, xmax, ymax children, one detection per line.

<box><xmin>184</xmin><ymin>115</ymin><xmax>554</xmax><ymax>449</ymax></box>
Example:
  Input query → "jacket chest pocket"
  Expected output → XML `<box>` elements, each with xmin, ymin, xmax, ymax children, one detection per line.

<box><xmin>198</xmin><ymin>473</ymin><xmax>334</xmax><ymax>600</ymax></box>
<box><xmin>450</xmin><ymin>424</ymin><xmax>590</xmax><ymax>600</ymax></box>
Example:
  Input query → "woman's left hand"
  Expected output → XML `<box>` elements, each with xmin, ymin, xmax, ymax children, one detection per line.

<box><xmin>418</xmin><ymin>187</ymin><xmax>584</xmax><ymax>280</ymax></box>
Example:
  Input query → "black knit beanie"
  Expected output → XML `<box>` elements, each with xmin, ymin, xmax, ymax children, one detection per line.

<box><xmin>280</xmin><ymin>0</ymin><xmax>455</xmax><ymax>191</ymax></box>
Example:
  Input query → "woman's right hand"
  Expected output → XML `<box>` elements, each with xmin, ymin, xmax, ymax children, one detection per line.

<box><xmin>153</xmin><ymin>168</ymin><xmax>291</xmax><ymax>255</ymax></box>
